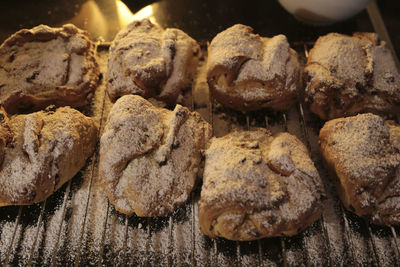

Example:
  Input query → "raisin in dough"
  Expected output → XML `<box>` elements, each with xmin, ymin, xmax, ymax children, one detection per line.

<box><xmin>305</xmin><ymin>33</ymin><xmax>400</xmax><ymax>120</ymax></box>
<box><xmin>199</xmin><ymin>128</ymin><xmax>325</xmax><ymax>241</ymax></box>
<box><xmin>99</xmin><ymin>95</ymin><xmax>211</xmax><ymax>217</ymax></box>
<box><xmin>106</xmin><ymin>19</ymin><xmax>201</xmax><ymax>104</ymax></box>
<box><xmin>0</xmin><ymin>106</ymin><xmax>98</xmax><ymax>206</ymax></box>
<box><xmin>0</xmin><ymin>24</ymin><xmax>100</xmax><ymax>114</ymax></box>
<box><xmin>319</xmin><ymin>113</ymin><xmax>400</xmax><ymax>225</ymax></box>
<box><xmin>206</xmin><ymin>24</ymin><xmax>301</xmax><ymax>111</ymax></box>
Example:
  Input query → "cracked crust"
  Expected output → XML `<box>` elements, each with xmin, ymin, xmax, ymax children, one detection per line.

<box><xmin>199</xmin><ymin>128</ymin><xmax>325</xmax><ymax>241</ymax></box>
<box><xmin>0</xmin><ymin>106</ymin><xmax>98</xmax><ymax>206</ymax></box>
<box><xmin>305</xmin><ymin>32</ymin><xmax>400</xmax><ymax>120</ymax></box>
<box><xmin>206</xmin><ymin>24</ymin><xmax>301</xmax><ymax>111</ymax></box>
<box><xmin>106</xmin><ymin>19</ymin><xmax>201</xmax><ymax>104</ymax></box>
<box><xmin>319</xmin><ymin>113</ymin><xmax>400</xmax><ymax>225</ymax></box>
<box><xmin>0</xmin><ymin>24</ymin><xmax>100</xmax><ymax>114</ymax></box>
<box><xmin>99</xmin><ymin>95</ymin><xmax>211</xmax><ymax>217</ymax></box>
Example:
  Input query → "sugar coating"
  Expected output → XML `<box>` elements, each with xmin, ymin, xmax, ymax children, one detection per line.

<box><xmin>305</xmin><ymin>32</ymin><xmax>400</xmax><ymax>120</ymax></box>
<box><xmin>199</xmin><ymin>128</ymin><xmax>325</xmax><ymax>241</ymax></box>
<box><xmin>0</xmin><ymin>24</ymin><xmax>100</xmax><ymax>114</ymax></box>
<box><xmin>0</xmin><ymin>106</ymin><xmax>98</xmax><ymax>205</ymax></box>
<box><xmin>106</xmin><ymin>19</ymin><xmax>200</xmax><ymax>104</ymax></box>
<box><xmin>206</xmin><ymin>24</ymin><xmax>301</xmax><ymax>111</ymax></box>
<box><xmin>99</xmin><ymin>95</ymin><xmax>211</xmax><ymax>217</ymax></box>
<box><xmin>319</xmin><ymin>113</ymin><xmax>400</xmax><ymax>225</ymax></box>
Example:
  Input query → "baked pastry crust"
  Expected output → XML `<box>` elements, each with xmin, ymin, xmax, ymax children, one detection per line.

<box><xmin>99</xmin><ymin>95</ymin><xmax>211</xmax><ymax>217</ymax></box>
<box><xmin>319</xmin><ymin>113</ymin><xmax>400</xmax><ymax>225</ymax></box>
<box><xmin>0</xmin><ymin>106</ymin><xmax>12</xmax><ymax>167</ymax></box>
<box><xmin>199</xmin><ymin>128</ymin><xmax>325</xmax><ymax>241</ymax></box>
<box><xmin>106</xmin><ymin>19</ymin><xmax>201</xmax><ymax>104</ymax></box>
<box><xmin>206</xmin><ymin>24</ymin><xmax>301</xmax><ymax>111</ymax></box>
<box><xmin>0</xmin><ymin>106</ymin><xmax>98</xmax><ymax>206</ymax></box>
<box><xmin>0</xmin><ymin>24</ymin><xmax>100</xmax><ymax>114</ymax></box>
<box><xmin>305</xmin><ymin>32</ymin><xmax>400</xmax><ymax>120</ymax></box>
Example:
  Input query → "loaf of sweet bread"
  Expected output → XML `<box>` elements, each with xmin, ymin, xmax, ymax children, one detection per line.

<box><xmin>319</xmin><ymin>113</ymin><xmax>400</xmax><ymax>225</ymax></box>
<box><xmin>207</xmin><ymin>24</ymin><xmax>301</xmax><ymax>111</ymax></box>
<box><xmin>305</xmin><ymin>32</ymin><xmax>400</xmax><ymax>120</ymax></box>
<box><xmin>0</xmin><ymin>24</ymin><xmax>100</xmax><ymax>114</ymax></box>
<box><xmin>106</xmin><ymin>19</ymin><xmax>201</xmax><ymax>104</ymax></box>
<box><xmin>199</xmin><ymin>128</ymin><xmax>325</xmax><ymax>241</ymax></box>
<box><xmin>0</xmin><ymin>106</ymin><xmax>98</xmax><ymax>206</ymax></box>
<box><xmin>99</xmin><ymin>95</ymin><xmax>211</xmax><ymax>216</ymax></box>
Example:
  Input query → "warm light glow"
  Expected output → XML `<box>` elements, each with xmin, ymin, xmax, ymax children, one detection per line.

<box><xmin>116</xmin><ymin>1</ymin><xmax>156</xmax><ymax>27</ymax></box>
<box><xmin>116</xmin><ymin>0</ymin><xmax>134</xmax><ymax>26</ymax></box>
<box><xmin>68</xmin><ymin>0</ymin><xmax>108</xmax><ymax>41</ymax></box>
<box><xmin>132</xmin><ymin>5</ymin><xmax>154</xmax><ymax>21</ymax></box>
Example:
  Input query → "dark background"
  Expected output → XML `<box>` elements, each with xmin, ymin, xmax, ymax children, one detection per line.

<box><xmin>0</xmin><ymin>0</ymin><xmax>398</xmax><ymax>57</ymax></box>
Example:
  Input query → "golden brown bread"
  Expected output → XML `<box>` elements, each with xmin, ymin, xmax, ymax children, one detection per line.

<box><xmin>0</xmin><ymin>106</ymin><xmax>12</xmax><ymax>166</ymax></box>
<box><xmin>305</xmin><ymin>32</ymin><xmax>400</xmax><ymax>120</ymax></box>
<box><xmin>319</xmin><ymin>113</ymin><xmax>400</xmax><ymax>225</ymax></box>
<box><xmin>0</xmin><ymin>106</ymin><xmax>98</xmax><ymax>206</ymax></box>
<box><xmin>199</xmin><ymin>128</ymin><xmax>325</xmax><ymax>241</ymax></box>
<box><xmin>0</xmin><ymin>24</ymin><xmax>100</xmax><ymax>114</ymax></box>
<box><xmin>99</xmin><ymin>95</ymin><xmax>211</xmax><ymax>217</ymax></box>
<box><xmin>206</xmin><ymin>24</ymin><xmax>301</xmax><ymax>111</ymax></box>
<box><xmin>106</xmin><ymin>19</ymin><xmax>201</xmax><ymax>104</ymax></box>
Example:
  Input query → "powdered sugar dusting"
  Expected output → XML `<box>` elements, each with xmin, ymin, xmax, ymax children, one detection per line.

<box><xmin>106</xmin><ymin>19</ymin><xmax>200</xmax><ymax>103</ymax></box>
<box><xmin>199</xmin><ymin>128</ymin><xmax>325</xmax><ymax>240</ymax></box>
<box><xmin>368</xmin><ymin>226</ymin><xmax>398</xmax><ymax>265</ymax></box>
<box><xmin>319</xmin><ymin>113</ymin><xmax>400</xmax><ymax>225</ymax></box>
<box><xmin>0</xmin><ymin>24</ymin><xmax>100</xmax><ymax>114</ymax></box>
<box><xmin>0</xmin><ymin>35</ymin><xmax>398</xmax><ymax>266</ymax></box>
<box><xmin>18</xmin><ymin>220</ymin><xmax>44</xmax><ymax>264</ymax></box>
<box><xmin>305</xmin><ymin>32</ymin><xmax>400</xmax><ymax>119</ymax></box>
<box><xmin>236</xmin><ymin>35</ymin><xmax>290</xmax><ymax>84</ymax></box>
<box><xmin>0</xmin><ymin>220</ymin><xmax>22</xmax><ymax>264</ymax></box>
<box><xmin>207</xmin><ymin>24</ymin><xmax>300</xmax><ymax>110</ymax></box>
<box><xmin>0</xmin><ymin>107</ymin><xmax>97</xmax><ymax>206</ymax></box>
<box><xmin>99</xmin><ymin>95</ymin><xmax>211</xmax><ymax>217</ymax></box>
<box><xmin>40</xmin><ymin>201</ymin><xmax>68</xmax><ymax>265</ymax></box>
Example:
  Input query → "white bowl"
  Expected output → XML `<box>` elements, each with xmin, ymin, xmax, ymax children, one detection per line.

<box><xmin>278</xmin><ymin>0</ymin><xmax>371</xmax><ymax>25</ymax></box>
